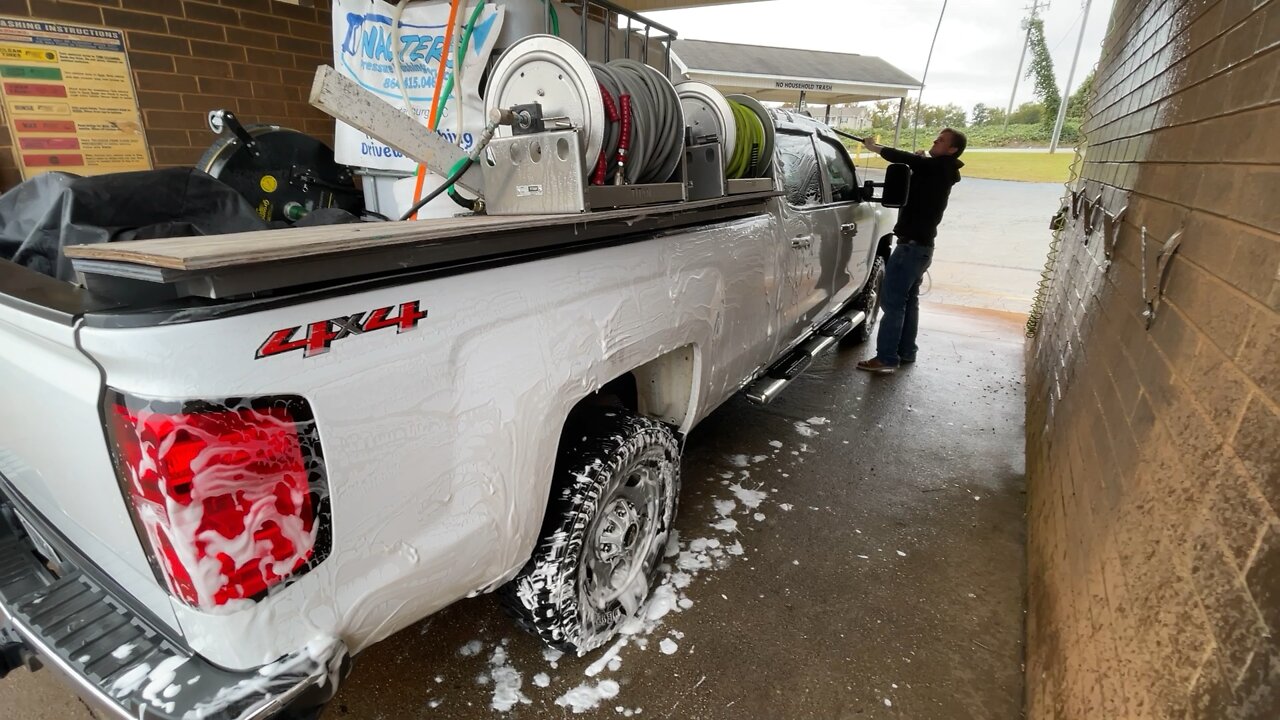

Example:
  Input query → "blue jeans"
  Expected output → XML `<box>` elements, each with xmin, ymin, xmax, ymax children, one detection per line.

<box><xmin>875</xmin><ymin>243</ymin><xmax>934</xmax><ymax>366</ymax></box>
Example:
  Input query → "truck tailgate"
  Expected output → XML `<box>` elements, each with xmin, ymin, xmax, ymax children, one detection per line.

<box><xmin>0</xmin><ymin>304</ymin><xmax>180</xmax><ymax>632</ymax></box>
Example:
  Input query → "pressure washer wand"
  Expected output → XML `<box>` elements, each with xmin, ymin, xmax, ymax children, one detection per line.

<box><xmin>832</xmin><ymin>129</ymin><xmax>866</xmax><ymax>144</ymax></box>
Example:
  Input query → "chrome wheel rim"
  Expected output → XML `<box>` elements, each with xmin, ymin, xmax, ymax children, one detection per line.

<box><xmin>583</xmin><ymin>456</ymin><xmax>663</xmax><ymax>611</ymax></box>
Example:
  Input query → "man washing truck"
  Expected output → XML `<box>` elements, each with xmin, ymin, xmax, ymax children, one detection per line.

<box><xmin>856</xmin><ymin>129</ymin><xmax>966</xmax><ymax>374</ymax></box>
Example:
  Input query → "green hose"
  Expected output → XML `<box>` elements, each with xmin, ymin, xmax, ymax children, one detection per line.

<box><xmin>727</xmin><ymin>100</ymin><xmax>764</xmax><ymax>179</ymax></box>
<box><xmin>543</xmin><ymin>0</ymin><xmax>560</xmax><ymax>36</ymax></box>
<box><xmin>435</xmin><ymin>2</ymin><xmax>486</xmax><ymax>208</ymax></box>
<box><xmin>432</xmin><ymin>1</ymin><xmax>485</xmax><ymax>134</ymax></box>
<box><xmin>436</xmin><ymin>2</ymin><xmax>558</xmax><ymax>209</ymax></box>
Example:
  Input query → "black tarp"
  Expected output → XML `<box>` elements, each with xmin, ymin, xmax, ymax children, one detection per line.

<box><xmin>0</xmin><ymin>168</ymin><xmax>270</xmax><ymax>281</ymax></box>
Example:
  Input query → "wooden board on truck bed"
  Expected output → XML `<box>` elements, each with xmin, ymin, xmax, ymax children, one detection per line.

<box><xmin>66</xmin><ymin>191</ymin><xmax>779</xmax><ymax>300</ymax></box>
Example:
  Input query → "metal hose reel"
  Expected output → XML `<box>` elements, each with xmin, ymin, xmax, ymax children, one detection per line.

<box><xmin>198</xmin><ymin>110</ymin><xmax>363</xmax><ymax>223</ymax></box>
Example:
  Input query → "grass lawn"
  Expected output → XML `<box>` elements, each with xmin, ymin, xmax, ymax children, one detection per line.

<box><xmin>847</xmin><ymin>150</ymin><xmax>1076</xmax><ymax>184</ymax></box>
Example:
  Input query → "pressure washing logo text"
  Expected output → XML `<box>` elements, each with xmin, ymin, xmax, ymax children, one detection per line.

<box><xmin>338</xmin><ymin>10</ymin><xmax>497</xmax><ymax>102</ymax></box>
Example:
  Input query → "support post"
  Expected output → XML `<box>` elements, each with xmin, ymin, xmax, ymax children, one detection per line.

<box><xmin>1003</xmin><ymin>24</ymin><xmax>1031</xmax><ymax>130</ymax></box>
<box><xmin>1050</xmin><ymin>0</ymin><xmax>1092</xmax><ymax>153</ymax></box>
<box><xmin>893</xmin><ymin>96</ymin><xmax>905</xmax><ymax>146</ymax></box>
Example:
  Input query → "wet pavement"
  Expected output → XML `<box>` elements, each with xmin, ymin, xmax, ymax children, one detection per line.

<box><xmin>858</xmin><ymin>168</ymin><xmax>1063</xmax><ymax>315</ymax></box>
<box><xmin>1</xmin><ymin>303</ymin><xmax>1027</xmax><ymax>720</ymax></box>
<box><xmin>318</xmin><ymin>303</ymin><xmax>1028</xmax><ymax>720</ymax></box>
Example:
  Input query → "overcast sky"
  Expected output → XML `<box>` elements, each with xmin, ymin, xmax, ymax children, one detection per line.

<box><xmin>648</xmin><ymin>0</ymin><xmax>1117</xmax><ymax>113</ymax></box>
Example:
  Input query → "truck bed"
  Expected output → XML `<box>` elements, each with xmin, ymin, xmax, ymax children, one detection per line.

<box><xmin>65</xmin><ymin>191</ymin><xmax>778</xmax><ymax>301</ymax></box>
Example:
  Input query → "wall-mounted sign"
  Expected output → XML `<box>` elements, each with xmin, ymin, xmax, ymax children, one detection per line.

<box><xmin>774</xmin><ymin>80</ymin><xmax>834</xmax><ymax>92</ymax></box>
<box><xmin>0</xmin><ymin>16</ymin><xmax>150</xmax><ymax>180</ymax></box>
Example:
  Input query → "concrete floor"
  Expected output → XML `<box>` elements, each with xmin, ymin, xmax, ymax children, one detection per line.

<box><xmin>857</xmin><ymin>167</ymin><xmax>1062</xmax><ymax>314</ymax></box>
<box><xmin>1</xmin><ymin>303</ymin><xmax>1027</xmax><ymax>719</ymax></box>
<box><xmin>924</xmin><ymin>177</ymin><xmax>1062</xmax><ymax>314</ymax></box>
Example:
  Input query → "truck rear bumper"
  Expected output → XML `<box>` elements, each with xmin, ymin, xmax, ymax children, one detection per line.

<box><xmin>0</xmin><ymin>483</ymin><xmax>347</xmax><ymax>720</ymax></box>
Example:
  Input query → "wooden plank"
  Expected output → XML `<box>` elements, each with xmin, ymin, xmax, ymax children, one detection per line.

<box><xmin>307</xmin><ymin>65</ymin><xmax>483</xmax><ymax>195</ymax></box>
<box><xmin>65</xmin><ymin>192</ymin><xmax>780</xmax><ymax>272</ymax></box>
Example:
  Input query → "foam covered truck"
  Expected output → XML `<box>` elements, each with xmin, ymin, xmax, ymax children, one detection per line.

<box><xmin>0</xmin><ymin>109</ymin><xmax>904</xmax><ymax>718</ymax></box>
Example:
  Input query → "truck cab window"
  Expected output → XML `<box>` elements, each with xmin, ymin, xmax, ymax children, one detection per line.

<box><xmin>775</xmin><ymin>131</ymin><xmax>823</xmax><ymax>207</ymax></box>
<box><xmin>816</xmin><ymin>137</ymin><xmax>859</xmax><ymax>203</ymax></box>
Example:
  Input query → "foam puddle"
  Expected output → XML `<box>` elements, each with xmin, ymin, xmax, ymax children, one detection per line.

<box><xmin>425</xmin><ymin>437</ymin><xmax>820</xmax><ymax>714</ymax></box>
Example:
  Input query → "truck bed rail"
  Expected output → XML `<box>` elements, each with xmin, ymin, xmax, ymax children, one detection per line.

<box><xmin>64</xmin><ymin>191</ymin><xmax>777</xmax><ymax>301</ymax></box>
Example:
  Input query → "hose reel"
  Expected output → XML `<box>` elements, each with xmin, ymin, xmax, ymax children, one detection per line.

<box><xmin>198</xmin><ymin>109</ymin><xmax>363</xmax><ymax>223</ymax></box>
<box><xmin>675</xmin><ymin>83</ymin><xmax>774</xmax><ymax>181</ymax></box>
<box><xmin>478</xmin><ymin>34</ymin><xmax>775</xmax><ymax>215</ymax></box>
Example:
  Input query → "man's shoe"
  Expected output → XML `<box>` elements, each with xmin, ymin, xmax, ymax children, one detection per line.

<box><xmin>856</xmin><ymin>358</ymin><xmax>898</xmax><ymax>374</ymax></box>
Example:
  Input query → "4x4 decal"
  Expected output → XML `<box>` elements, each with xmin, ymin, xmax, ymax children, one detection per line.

<box><xmin>256</xmin><ymin>301</ymin><xmax>428</xmax><ymax>359</ymax></box>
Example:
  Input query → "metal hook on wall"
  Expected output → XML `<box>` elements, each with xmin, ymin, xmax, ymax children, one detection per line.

<box><xmin>1141</xmin><ymin>226</ymin><xmax>1183</xmax><ymax>329</ymax></box>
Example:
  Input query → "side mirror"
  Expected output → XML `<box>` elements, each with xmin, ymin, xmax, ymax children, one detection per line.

<box><xmin>861</xmin><ymin>162</ymin><xmax>911</xmax><ymax>208</ymax></box>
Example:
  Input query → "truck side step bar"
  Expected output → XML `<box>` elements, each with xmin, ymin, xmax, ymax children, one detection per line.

<box><xmin>745</xmin><ymin>310</ymin><xmax>866</xmax><ymax>405</ymax></box>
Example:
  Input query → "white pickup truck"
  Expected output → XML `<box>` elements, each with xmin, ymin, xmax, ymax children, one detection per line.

<box><xmin>0</xmin><ymin>110</ymin><xmax>901</xmax><ymax>719</ymax></box>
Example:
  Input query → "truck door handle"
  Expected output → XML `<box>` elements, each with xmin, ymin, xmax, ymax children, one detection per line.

<box><xmin>791</xmin><ymin>235</ymin><xmax>812</xmax><ymax>249</ymax></box>
<box><xmin>840</xmin><ymin>222</ymin><xmax>858</xmax><ymax>234</ymax></box>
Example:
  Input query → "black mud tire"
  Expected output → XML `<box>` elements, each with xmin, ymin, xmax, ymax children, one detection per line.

<box><xmin>844</xmin><ymin>255</ymin><xmax>885</xmax><ymax>346</ymax></box>
<box><xmin>499</xmin><ymin>408</ymin><xmax>681</xmax><ymax>655</ymax></box>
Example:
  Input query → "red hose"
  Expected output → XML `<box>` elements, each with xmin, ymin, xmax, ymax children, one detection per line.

<box><xmin>617</xmin><ymin>94</ymin><xmax>632</xmax><ymax>183</ymax></box>
<box><xmin>594</xmin><ymin>83</ymin><xmax>620</xmax><ymax>186</ymax></box>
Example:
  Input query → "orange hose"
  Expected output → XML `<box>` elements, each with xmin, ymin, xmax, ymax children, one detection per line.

<box><xmin>409</xmin><ymin>0</ymin><xmax>463</xmax><ymax>220</ymax></box>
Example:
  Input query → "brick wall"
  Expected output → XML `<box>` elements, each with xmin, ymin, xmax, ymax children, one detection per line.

<box><xmin>0</xmin><ymin>0</ymin><xmax>334</xmax><ymax>190</ymax></box>
<box><xmin>1026</xmin><ymin>0</ymin><xmax>1278</xmax><ymax>717</ymax></box>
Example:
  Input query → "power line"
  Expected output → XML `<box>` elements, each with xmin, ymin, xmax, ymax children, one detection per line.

<box><xmin>1050</xmin><ymin>7</ymin><xmax>1087</xmax><ymax>54</ymax></box>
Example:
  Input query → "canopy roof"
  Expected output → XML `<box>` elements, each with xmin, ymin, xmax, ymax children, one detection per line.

<box><xmin>615</xmin><ymin>0</ymin><xmax>767</xmax><ymax>9</ymax></box>
<box><xmin>672</xmin><ymin>38</ymin><xmax>920</xmax><ymax>104</ymax></box>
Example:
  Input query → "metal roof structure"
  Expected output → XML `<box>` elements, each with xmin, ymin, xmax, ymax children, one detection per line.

<box><xmin>672</xmin><ymin>38</ymin><xmax>921</xmax><ymax>104</ymax></box>
<box><xmin>616</xmin><ymin>0</ymin><xmax>767</xmax><ymax>9</ymax></box>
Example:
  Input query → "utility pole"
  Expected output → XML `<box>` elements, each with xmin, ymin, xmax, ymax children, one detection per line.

<box><xmin>1050</xmin><ymin>0</ymin><xmax>1093</xmax><ymax>153</ymax></box>
<box><xmin>910</xmin><ymin>0</ymin><xmax>948</xmax><ymax>150</ymax></box>
<box><xmin>1003</xmin><ymin>0</ymin><xmax>1049</xmax><ymax>130</ymax></box>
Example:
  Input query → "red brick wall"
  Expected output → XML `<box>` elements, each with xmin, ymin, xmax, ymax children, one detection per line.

<box><xmin>0</xmin><ymin>0</ymin><xmax>334</xmax><ymax>189</ymax></box>
<box><xmin>1026</xmin><ymin>0</ymin><xmax>1278</xmax><ymax>717</ymax></box>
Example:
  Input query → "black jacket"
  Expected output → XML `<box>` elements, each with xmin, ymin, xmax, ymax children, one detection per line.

<box><xmin>878</xmin><ymin>147</ymin><xmax>964</xmax><ymax>245</ymax></box>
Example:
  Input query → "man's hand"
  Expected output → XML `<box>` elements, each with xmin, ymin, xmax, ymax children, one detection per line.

<box><xmin>914</xmin><ymin>149</ymin><xmax>926</xmax><ymax>156</ymax></box>
<box><xmin>862</xmin><ymin>137</ymin><xmax>881</xmax><ymax>153</ymax></box>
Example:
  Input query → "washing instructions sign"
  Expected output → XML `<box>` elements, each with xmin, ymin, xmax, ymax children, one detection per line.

<box><xmin>332</xmin><ymin>0</ymin><xmax>505</xmax><ymax>172</ymax></box>
<box><xmin>0</xmin><ymin>16</ymin><xmax>149</xmax><ymax>180</ymax></box>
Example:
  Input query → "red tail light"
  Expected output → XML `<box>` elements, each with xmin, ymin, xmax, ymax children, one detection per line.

<box><xmin>105</xmin><ymin>392</ymin><xmax>329</xmax><ymax>610</ymax></box>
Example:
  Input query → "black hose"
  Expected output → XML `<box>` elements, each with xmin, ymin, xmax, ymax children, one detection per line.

<box><xmin>446</xmin><ymin>185</ymin><xmax>478</xmax><ymax>211</ymax></box>
<box><xmin>398</xmin><ymin>158</ymin><xmax>475</xmax><ymax>221</ymax></box>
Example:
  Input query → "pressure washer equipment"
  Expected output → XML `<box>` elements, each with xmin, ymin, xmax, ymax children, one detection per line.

<box><xmin>675</xmin><ymin>80</ymin><xmax>735</xmax><ymax>163</ymax></box>
<box><xmin>590</xmin><ymin>59</ymin><xmax>684</xmax><ymax>185</ymax></box>
<box><xmin>726</xmin><ymin>100</ymin><xmax>765</xmax><ymax>179</ymax></box>
<box><xmin>398</xmin><ymin>115</ymin><xmax>501</xmax><ymax>221</ymax></box>
<box><xmin>675</xmin><ymin>82</ymin><xmax>774</xmax><ymax>181</ymax></box>
<box><xmin>198</xmin><ymin>109</ymin><xmax>362</xmax><ymax>223</ymax></box>
<box><xmin>726</xmin><ymin>94</ymin><xmax>775</xmax><ymax>179</ymax></box>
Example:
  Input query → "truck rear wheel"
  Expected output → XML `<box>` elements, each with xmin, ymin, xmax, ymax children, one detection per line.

<box><xmin>500</xmin><ymin>408</ymin><xmax>681</xmax><ymax>654</ymax></box>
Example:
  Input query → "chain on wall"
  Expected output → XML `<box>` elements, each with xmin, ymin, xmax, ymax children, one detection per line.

<box><xmin>1025</xmin><ymin>72</ymin><xmax>1095</xmax><ymax>340</ymax></box>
